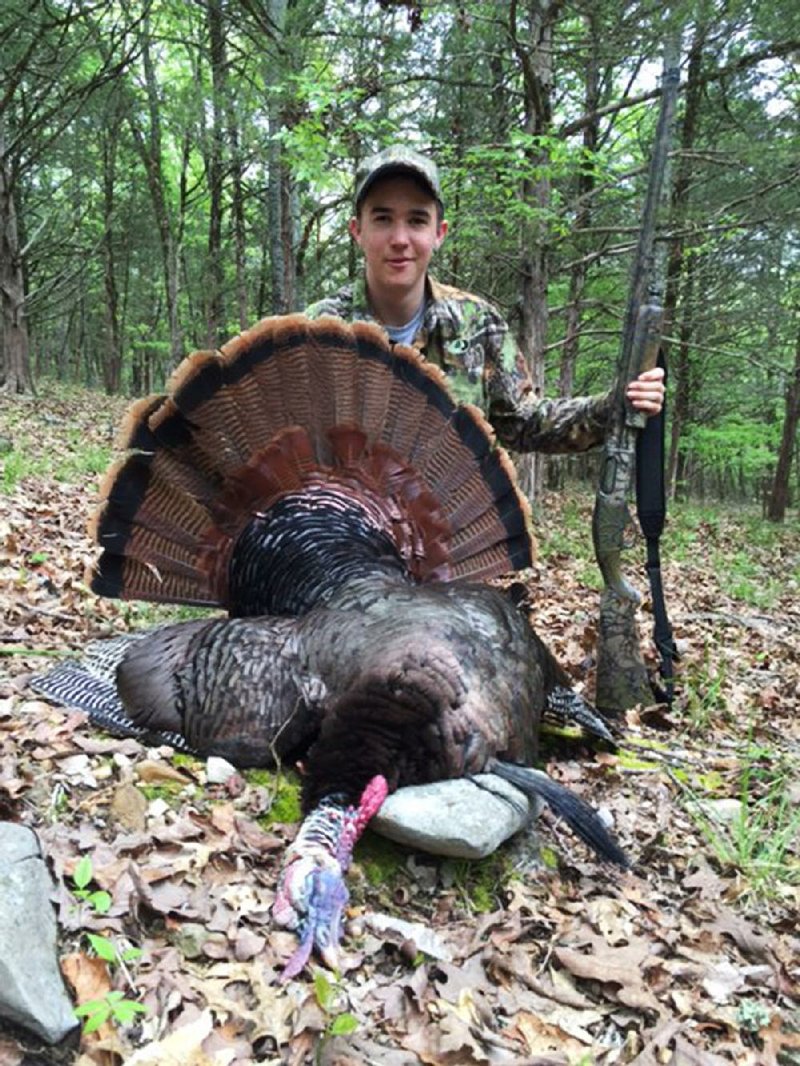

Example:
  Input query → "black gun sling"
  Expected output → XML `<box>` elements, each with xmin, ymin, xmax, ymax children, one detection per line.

<box><xmin>635</xmin><ymin>349</ymin><xmax>677</xmax><ymax>703</ymax></box>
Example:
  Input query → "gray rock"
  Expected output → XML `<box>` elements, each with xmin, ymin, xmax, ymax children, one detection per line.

<box><xmin>371</xmin><ymin>775</ymin><xmax>538</xmax><ymax>859</ymax></box>
<box><xmin>0</xmin><ymin>823</ymin><xmax>79</xmax><ymax>1043</ymax></box>
<box><xmin>205</xmin><ymin>756</ymin><xmax>238</xmax><ymax>785</ymax></box>
<box><xmin>698</xmin><ymin>798</ymin><xmax>744</xmax><ymax>825</ymax></box>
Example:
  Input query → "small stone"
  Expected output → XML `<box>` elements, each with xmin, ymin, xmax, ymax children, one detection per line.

<box><xmin>171</xmin><ymin>922</ymin><xmax>209</xmax><ymax>959</ymax></box>
<box><xmin>206</xmin><ymin>756</ymin><xmax>238</xmax><ymax>785</ymax></box>
<box><xmin>596</xmin><ymin>805</ymin><xmax>615</xmax><ymax>829</ymax></box>
<box><xmin>147</xmin><ymin>798</ymin><xmax>171</xmax><ymax>820</ymax></box>
<box><xmin>57</xmin><ymin>754</ymin><xmax>97</xmax><ymax>788</ymax></box>
<box><xmin>699</xmin><ymin>799</ymin><xmax>744</xmax><ymax>825</ymax></box>
<box><xmin>372</xmin><ymin>775</ymin><xmax>535</xmax><ymax>859</ymax></box>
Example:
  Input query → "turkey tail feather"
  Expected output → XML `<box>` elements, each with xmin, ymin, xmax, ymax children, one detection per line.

<box><xmin>487</xmin><ymin>759</ymin><xmax>629</xmax><ymax>868</ymax></box>
<box><xmin>28</xmin><ymin>634</ymin><xmax>191</xmax><ymax>751</ymax></box>
<box><xmin>89</xmin><ymin>315</ymin><xmax>534</xmax><ymax>613</ymax></box>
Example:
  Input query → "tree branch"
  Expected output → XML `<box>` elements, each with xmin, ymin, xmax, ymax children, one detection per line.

<box><xmin>558</xmin><ymin>39</ymin><xmax>800</xmax><ymax>139</ymax></box>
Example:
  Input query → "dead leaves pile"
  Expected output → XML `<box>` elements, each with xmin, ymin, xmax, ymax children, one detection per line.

<box><xmin>1</xmin><ymin>387</ymin><xmax>799</xmax><ymax>1065</ymax></box>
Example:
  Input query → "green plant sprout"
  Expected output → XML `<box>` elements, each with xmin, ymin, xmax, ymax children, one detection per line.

<box><xmin>86</xmin><ymin>932</ymin><xmax>142</xmax><ymax>967</ymax></box>
<box><xmin>69</xmin><ymin>857</ymin><xmax>148</xmax><ymax>1034</ymax></box>
<box><xmin>71</xmin><ymin>855</ymin><xmax>112</xmax><ymax>914</ymax></box>
<box><xmin>312</xmin><ymin>969</ymin><xmax>358</xmax><ymax>1062</ymax></box>
<box><xmin>73</xmin><ymin>991</ymin><xmax>147</xmax><ymax>1034</ymax></box>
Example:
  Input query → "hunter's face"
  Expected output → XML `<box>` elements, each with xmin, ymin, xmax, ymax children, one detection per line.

<box><xmin>349</xmin><ymin>176</ymin><xmax>447</xmax><ymax>302</ymax></box>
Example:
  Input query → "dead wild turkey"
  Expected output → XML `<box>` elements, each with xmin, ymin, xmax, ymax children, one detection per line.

<box><xmin>32</xmin><ymin>314</ymin><xmax>626</xmax><ymax>977</ymax></box>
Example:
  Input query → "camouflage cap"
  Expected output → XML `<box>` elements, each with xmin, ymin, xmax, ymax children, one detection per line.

<box><xmin>355</xmin><ymin>147</ymin><xmax>443</xmax><ymax>211</ymax></box>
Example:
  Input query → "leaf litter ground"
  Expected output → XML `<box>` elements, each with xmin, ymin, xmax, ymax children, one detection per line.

<box><xmin>1</xmin><ymin>385</ymin><xmax>798</xmax><ymax>1066</ymax></box>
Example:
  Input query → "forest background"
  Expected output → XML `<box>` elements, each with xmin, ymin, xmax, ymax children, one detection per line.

<box><xmin>0</xmin><ymin>0</ymin><xmax>798</xmax><ymax>514</ymax></box>
<box><xmin>1</xmin><ymin>3</ymin><xmax>800</xmax><ymax>1061</ymax></box>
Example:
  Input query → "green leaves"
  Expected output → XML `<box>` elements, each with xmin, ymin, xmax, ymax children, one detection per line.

<box><xmin>70</xmin><ymin>858</ymin><xmax>148</xmax><ymax>1033</ymax></box>
<box><xmin>74</xmin><ymin>990</ymin><xmax>148</xmax><ymax>1034</ymax></box>
<box><xmin>313</xmin><ymin>969</ymin><xmax>359</xmax><ymax>1043</ymax></box>
<box><xmin>329</xmin><ymin>1013</ymin><xmax>359</xmax><ymax>1036</ymax></box>
<box><xmin>86</xmin><ymin>933</ymin><xmax>142</xmax><ymax>965</ymax></box>
<box><xmin>72</xmin><ymin>856</ymin><xmax>113</xmax><ymax>915</ymax></box>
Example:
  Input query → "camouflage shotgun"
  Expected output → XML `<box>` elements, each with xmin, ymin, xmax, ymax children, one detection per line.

<box><xmin>592</xmin><ymin>41</ymin><xmax>681</xmax><ymax>712</ymax></box>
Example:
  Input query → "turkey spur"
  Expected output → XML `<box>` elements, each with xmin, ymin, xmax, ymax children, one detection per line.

<box><xmin>32</xmin><ymin>314</ymin><xmax>626</xmax><ymax>977</ymax></box>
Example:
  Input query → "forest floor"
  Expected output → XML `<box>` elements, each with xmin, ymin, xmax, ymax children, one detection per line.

<box><xmin>1</xmin><ymin>383</ymin><xmax>799</xmax><ymax>1066</ymax></box>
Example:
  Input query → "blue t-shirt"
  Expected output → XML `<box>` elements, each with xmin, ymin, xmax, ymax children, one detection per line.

<box><xmin>385</xmin><ymin>300</ymin><xmax>426</xmax><ymax>347</ymax></box>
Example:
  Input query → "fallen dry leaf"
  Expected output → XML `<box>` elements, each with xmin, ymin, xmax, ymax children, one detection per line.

<box><xmin>109</xmin><ymin>783</ymin><xmax>148</xmax><ymax>832</ymax></box>
<box><xmin>135</xmin><ymin>760</ymin><xmax>193</xmax><ymax>786</ymax></box>
<box><xmin>125</xmin><ymin>1010</ymin><xmax>232</xmax><ymax>1065</ymax></box>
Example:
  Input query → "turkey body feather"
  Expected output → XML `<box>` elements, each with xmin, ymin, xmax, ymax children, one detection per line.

<box><xmin>31</xmin><ymin>314</ymin><xmax>626</xmax><ymax>976</ymax></box>
<box><xmin>120</xmin><ymin>575</ymin><xmax>543</xmax><ymax>782</ymax></box>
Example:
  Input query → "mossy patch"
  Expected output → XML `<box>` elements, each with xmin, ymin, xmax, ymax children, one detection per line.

<box><xmin>446</xmin><ymin>851</ymin><xmax>515</xmax><ymax>913</ymax></box>
<box><xmin>139</xmin><ymin>782</ymin><xmax>185</xmax><ymax>804</ymax></box>
<box><xmin>539</xmin><ymin>844</ymin><xmax>560</xmax><ymax>870</ymax></box>
<box><xmin>172</xmin><ymin>753</ymin><xmax>201</xmax><ymax>771</ymax></box>
<box><xmin>356</xmin><ymin>831</ymin><xmax>408</xmax><ymax>887</ymax></box>
<box><xmin>246</xmin><ymin>768</ymin><xmax>303</xmax><ymax>825</ymax></box>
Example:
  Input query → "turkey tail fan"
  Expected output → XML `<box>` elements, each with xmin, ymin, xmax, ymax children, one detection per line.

<box><xmin>89</xmin><ymin>314</ymin><xmax>535</xmax><ymax>615</ymax></box>
<box><xmin>487</xmin><ymin>760</ymin><xmax>629</xmax><ymax>868</ymax></box>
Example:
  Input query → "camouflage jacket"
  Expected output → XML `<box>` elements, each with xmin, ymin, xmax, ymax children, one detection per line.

<box><xmin>305</xmin><ymin>275</ymin><xmax>612</xmax><ymax>454</ymax></box>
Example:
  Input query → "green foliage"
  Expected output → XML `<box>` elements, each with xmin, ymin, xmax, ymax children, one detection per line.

<box><xmin>0</xmin><ymin>434</ymin><xmax>112</xmax><ymax>493</ymax></box>
<box><xmin>537</xmin><ymin>497</ymin><xmax>595</xmax><ymax>561</ymax></box>
<box><xmin>311</xmin><ymin>970</ymin><xmax>359</xmax><ymax>1062</ymax></box>
<box><xmin>138</xmin><ymin>782</ymin><xmax>185</xmax><ymax>804</ymax></box>
<box><xmin>679</xmin><ymin>740</ymin><xmax>800</xmax><ymax>897</ymax></box>
<box><xmin>681</xmin><ymin>641</ymin><xmax>728</xmax><ymax>733</ymax></box>
<box><xmin>1</xmin><ymin>445</ymin><xmax>45</xmax><ymax>493</ymax></box>
<box><xmin>172</xmin><ymin>752</ymin><xmax>201</xmax><ymax>770</ymax></box>
<box><xmin>53</xmin><ymin>436</ymin><xmax>113</xmax><ymax>482</ymax></box>
<box><xmin>86</xmin><ymin>933</ymin><xmax>142</xmax><ymax>967</ymax></box>
<box><xmin>70</xmin><ymin>858</ymin><xmax>148</xmax><ymax>1033</ymax></box>
<box><xmin>679</xmin><ymin>420</ymin><xmax>780</xmax><ymax>497</ymax></box>
<box><xmin>713</xmin><ymin>548</ymin><xmax>783</xmax><ymax>609</ymax></box>
<box><xmin>736</xmin><ymin>999</ymin><xmax>773</xmax><ymax>1033</ymax></box>
<box><xmin>445</xmin><ymin>851</ymin><xmax>514</xmax><ymax>913</ymax></box>
<box><xmin>74</xmin><ymin>991</ymin><xmax>147</xmax><ymax>1034</ymax></box>
<box><xmin>71</xmin><ymin>856</ymin><xmax>112</xmax><ymax>915</ymax></box>
<box><xmin>118</xmin><ymin>601</ymin><xmax>220</xmax><ymax>628</ymax></box>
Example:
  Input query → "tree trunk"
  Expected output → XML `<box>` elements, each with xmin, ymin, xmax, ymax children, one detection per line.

<box><xmin>131</xmin><ymin>17</ymin><xmax>184</xmax><ymax>365</ymax></box>
<box><xmin>206</xmin><ymin>0</ymin><xmax>226</xmax><ymax>346</ymax></box>
<box><xmin>101</xmin><ymin>123</ymin><xmax>123</xmax><ymax>394</ymax></box>
<box><xmin>663</xmin><ymin>24</ymin><xmax>705</xmax><ymax>497</ymax></box>
<box><xmin>666</xmin><ymin>249</ymin><xmax>698</xmax><ymax>499</ymax></box>
<box><xmin>510</xmin><ymin>0</ymin><xmax>561</xmax><ymax>499</ymax></box>
<box><xmin>0</xmin><ymin>123</ymin><xmax>33</xmax><ymax>394</ymax></box>
<box><xmin>767</xmin><ymin>319</ymin><xmax>800</xmax><ymax>521</ymax></box>
<box><xmin>283</xmin><ymin>170</ymin><xmax>298</xmax><ymax>310</ymax></box>
<box><xmin>559</xmin><ymin>13</ymin><xmax>600</xmax><ymax>400</ymax></box>
<box><xmin>266</xmin><ymin>0</ymin><xmax>289</xmax><ymax>314</ymax></box>
<box><xmin>226</xmin><ymin>82</ymin><xmax>248</xmax><ymax>330</ymax></box>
